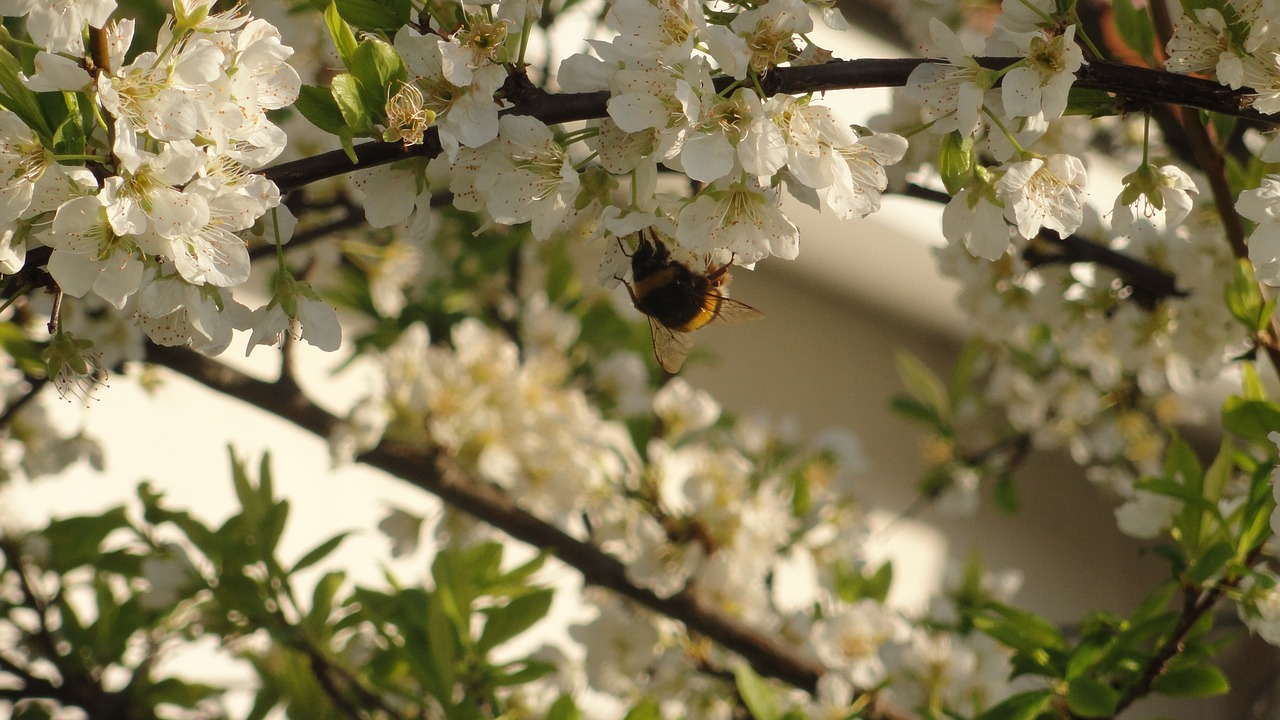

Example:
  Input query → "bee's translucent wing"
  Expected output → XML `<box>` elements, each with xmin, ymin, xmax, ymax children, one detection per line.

<box><xmin>649</xmin><ymin>318</ymin><xmax>694</xmax><ymax>373</ymax></box>
<box><xmin>711</xmin><ymin>296</ymin><xmax>765</xmax><ymax>324</ymax></box>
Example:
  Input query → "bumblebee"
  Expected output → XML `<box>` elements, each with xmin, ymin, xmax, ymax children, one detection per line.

<box><xmin>616</xmin><ymin>228</ymin><xmax>763</xmax><ymax>373</ymax></box>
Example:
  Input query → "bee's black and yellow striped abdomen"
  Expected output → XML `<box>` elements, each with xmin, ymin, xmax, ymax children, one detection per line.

<box><xmin>630</xmin><ymin>263</ymin><xmax>721</xmax><ymax>332</ymax></box>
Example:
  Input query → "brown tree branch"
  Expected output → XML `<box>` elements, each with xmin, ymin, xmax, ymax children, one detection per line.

<box><xmin>261</xmin><ymin>58</ymin><xmax>1273</xmax><ymax>194</ymax></box>
<box><xmin>899</xmin><ymin>183</ymin><xmax>1186</xmax><ymax>305</ymax></box>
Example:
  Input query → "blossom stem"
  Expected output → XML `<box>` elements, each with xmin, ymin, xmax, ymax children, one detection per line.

<box><xmin>0</xmin><ymin>281</ymin><xmax>31</xmax><ymax>316</ymax></box>
<box><xmin>517</xmin><ymin>16</ymin><xmax>533</xmax><ymax>68</ymax></box>
<box><xmin>1073</xmin><ymin>25</ymin><xmax>1104</xmax><ymax>62</ymax></box>
<box><xmin>1140</xmin><ymin>112</ymin><xmax>1150</xmax><ymax>166</ymax></box>
<box><xmin>899</xmin><ymin>118</ymin><xmax>939</xmax><ymax>138</ymax></box>
<box><xmin>573</xmin><ymin>151</ymin><xmax>598</xmax><ymax>171</ymax></box>
<box><xmin>271</xmin><ymin>208</ymin><xmax>287</xmax><ymax>267</ymax></box>
<box><xmin>1015</xmin><ymin>0</ymin><xmax>1054</xmax><ymax>24</ymax></box>
<box><xmin>0</xmin><ymin>33</ymin><xmax>45</xmax><ymax>53</ymax></box>
<box><xmin>47</xmin><ymin>288</ymin><xmax>62</xmax><ymax>335</ymax></box>
<box><xmin>981</xmin><ymin>106</ymin><xmax>1027</xmax><ymax>157</ymax></box>
<box><xmin>150</xmin><ymin>28</ymin><xmax>187</xmax><ymax>71</ymax></box>
<box><xmin>52</xmin><ymin>153</ymin><xmax>107</xmax><ymax>163</ymax></box>
<box><xmin>555</xmin><ymin>126</ymin><xmax>599</xmax><ymax>145</ymax></box>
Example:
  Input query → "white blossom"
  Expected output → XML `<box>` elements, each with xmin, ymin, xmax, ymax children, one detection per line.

<box><xmin>0</xmin><ymin>0</ymin><xmax>116</xmax><ymax>54</ymax></box>
<box><xmin>1112</xmin><ymin>164</ymin><xmax>1197</xmax><ymax>240</ymax></box>
<box><xmin>0</xmin><ymin>112</ymin><xmax>50</xmax><ymax>224</ymax></box>
<box><xmin>652</xmin><ymin>378</ymin><xmax>721</xmax><ymax>441</ymax></box>
<box><xmin>997</xmin><ymin>153</ymin><xmax>1088</xmax><ymax>240</ymax></box>
<box><xmin>474</xmin><ymin>115</ymin><xmax>580</xmax><ymax>241</ymax></box>
<box><xmin>677</xmin><ymin>179</ymin><xmax>799</xmax><ymax>263</ymax></box>
<box><xmin>810</xmin><ymin>600</ymin><xmax>908</xmax><ymax>687</ymax></box>
<box><xmin>395</xmin><ymin>26</ymin><xmax>504</xmax><ymax>158</ymax></box>
<box><xmin>44</xmin><ymin>194</ymin><xmax>144</xmax><ymax>309</ymax></box>
<box><xmin>943</xmin><ymin>178</ymin><xmax>1011</xmax><ymax>260</ymax></box>
<box><xmin>1236</xmin><ymin>176</ymin><xmax>1280</xmax><ymax>284</ymax></box>
<box><xmin>997</xmin><ymin>26</ymin><xmax>1084</xmax><ymax>122</ymax></box>
<box><xmin>1114</xmin><ymin>489</ymin><xmax>1180</xmax><ymax>539</ymax></box>
<box><xmin>904</xmin><ymin>18</ymin><xmax>993</xmax><ymax>137</ymax></box>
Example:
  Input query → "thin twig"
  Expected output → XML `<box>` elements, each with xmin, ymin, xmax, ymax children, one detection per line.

<box><xmin>0</xmin><ymin>377</ymin><xmax>49</xmax><ymax>433</ymax></box>
<box><xmin>900</xmin><ymin>184</ymin><xmax>1185</xmax><ymax>304</ymax></box>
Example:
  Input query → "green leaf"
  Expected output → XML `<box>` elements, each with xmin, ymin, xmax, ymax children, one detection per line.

<box><xmin>889</xmin><ymin>395</ymin><xmax>946</xmax><ymax>433</ymax></box>
<box><xmin>1238</xmin><ymin>462</ymin><xmax>1277</xmax><ymax>555</ymax></box>
<box><xmin>544</xmin><ymin>695</ymin><xmax>582</xmax><ymax>720</ymax></box>
<box><xmin>243</xmin><ymin>686</ymin><xmax>281</xmax><ymax>720</ymax></box>
<box><xmin>307</xmin><ymin>571</ymin><xmax>345</xmax><ymax>632</ymax></box>
<box><xmin>1222</xmin><ymin>397</ymin><xmax>1280</xmax><ymax>446</ymax></box>
<box><xmin>351</xmin><ymin>36</ymin><xmax>407</xmax><ymax>116</ymax></box>
<box><xmin>258</xmin><ymin>452</ymin><xmax>275</xmax><ymax>505</ymax></box>
<box><xmin>973</xmin><ymin>690</ymin><xmax>1051</xmax><ymax>720</ymax></box>
<box><xmin>1066</xmin><ymin>676</ymin><xmax>1118</xmax><ymax>718</ymax></box>
<box><xmin>1184</xmin><ymin>540</ymin><xmax>1235</xmax><ymax>586</ymax></box>
<box><xmin>294</xmin><ymin>84</ymin><xmax>347</xmax><ymax>135</ymax></box>
<box><xmin>336</xmin><ymin>0</ymin><xmax>411</xmax><ymax>30</ymax></box>
<box><xmin>975</xmin><ymin>603</ymin><xmax>1068</xmax><ymax>655</ymax></box>
<box><xmin>1163</xmin><ymin>437</ymin><xmax>1203</xmax><ymax>492</ymax></box>
<box><xmin>1202</xmin><ymin>437</ymin><xmax>1233</xmax><ymax>505</ymax></box>
<box><xmin>338</xmin><ymin>126</ymin><xmax>359</xmax><ymax>164</ymax></box>
<box><xmin>1134</xmin><ymin>476</ymin><xmax>1199</xmax><ymax>504</ymax></box>
<box><xmin>331</xmin><ymin>73</ymin><xmax>374</xmax><ymax>134</ymax></box>
<box><xmin>45</xmin><ymin>91</ymin><xmax>84</xmax><ymax>157</ymax></box>
<box><xmin>0</xmin><ymin>321</ymin><xmax>45</xmax><ymax>375</ymax></box>
<box><xmin>1225</xmin><ymin>258</ymin><xmax>1268</xmax><ymax>332</ymax></box>
<box><xmin>143</xmin><ymin>677</ymin><xmax>223</xmax><ymax>709</ymax></box>
<box><xmin>623</xmin><ymin>697</ymin><xmax>662</xmax><ymax>720</ymax></box>
<box><xmin>291</xmin><ymin>531</ymin><xmax>351</xmax><ymax>575</ymax></box>
<box><xmin>895</xmin><ymin>350</ymin><xmax>950</xmax><ymax>422</ymax></box>
<box><xmin>864</xmin><ymin>561</ymin><xmax>893</xmax><ymax>603</ymax></box>
<box><xmin>0</xmin><ymin>48</ymin><xmax>51</xmax><ymax>140</ymax></box>
<box><xmin>40</xmin><ymin>507</ymin><xmax>132</xmax><ymax>572</ymax></box>
<box><xmin>1110</xmin><ymin>0</ymin><xmax>1156</xmax><ymax>62</ymax></box>
<box><xmin>1152</xmin><ymin>663</ymin><xmax>1230</xmax><ymax>697</ymax></box>
<box><xmin>948</xmin><ymin>339</ymin><xmax>984</xmax><ymax>406</ymax></box>
<box><xmin>1131</xmin><ymin>581</ymin><xmax>1178</xmax><ymax>623</ymax></box>
<box><xmin>993</xmin><ymin>472</ymin><xmax>1019</xmax><ymax>513</ymax></box>
<box><xmin>477</xmin><ymin>588</ymin><xmax>554</xmax><ymax>653</ymax></box>
<box><xmin>488</xmin><ymin>658</ymin><xmax>556</xmax><ymax>687</ymax></box>
<box><xmin>423</xmin><ymin>590</ymin><xmax>458</xmax><ymax>699</ymax></box>
<box><xmin>1064</xmin><ymin>87</ymin><xmax>1120</xmax><ymax>117</ymax></box>
<box><xmin>230</xmin><ymin>449</ymin><xmax>258</xmax><ymax>521</ymax></box>
<box><xmin>1240</xmin><ymin>362</ymin><xmax>1267</xmax><ymax>400</ymax></box>
<box><xmin>265</xmin><ymin>505</ymin><xmax>291</xmax><ymax>561</ymax></box>
<box><xmin>1064</xmin><ymin>637</ymin><xmax>1110</xmax><ymax>679</ymax></box>
<box><xmin>733</xmin><ymin>664</ymin><xmax>782</xmax><ymax>720</ymax></box>
<box><xmin>325</xmin><ymin>2</ymin><xmax>360</xmax><ymax>67</ymax></box>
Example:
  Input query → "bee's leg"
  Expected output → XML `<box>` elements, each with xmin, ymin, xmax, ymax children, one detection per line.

<box><xmin>615</xmin><ymin>277</ymin><xmax>642</xmax><ymax>305</ymax></box>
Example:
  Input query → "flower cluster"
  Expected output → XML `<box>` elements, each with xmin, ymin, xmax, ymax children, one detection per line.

<box><xmin>331</xmin><ymin>312</ymin><xmax>632</xmax><ymax>521</ymax></box>
<box><xmin>0</xmin><ymin>0</ymin><xmax>323</xmax><ymax>357</ymax></box>
<box><xmin>1166</xmin><ymin>0</ymin><xmax>1280</xmax><ymax>114</ymax></box>
<box><xmin>337</xmin><ymin>287</ymin><xmax>1028</xmax><ymax>716</ymax></box>
<box><xmin>399</xmin><ymin>0</ymin><xmax>910</xmax><ymax>268</ymax></box>
<box><xmin>902</xmin><ymin>0</ymin><xmax>1089</xmax><ymax>263</ymax></box>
